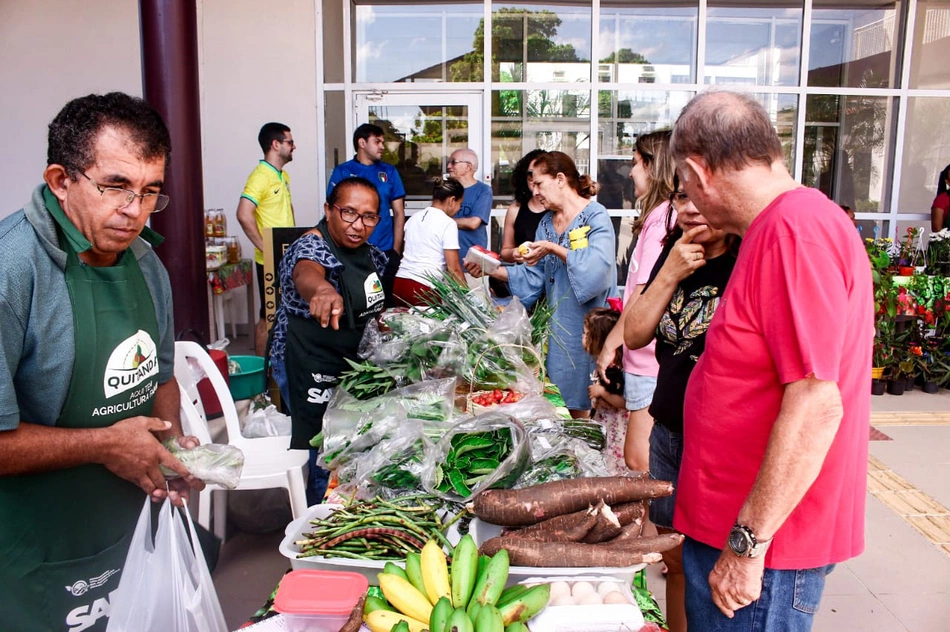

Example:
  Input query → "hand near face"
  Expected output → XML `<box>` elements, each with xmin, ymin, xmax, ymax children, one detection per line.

<box><xmin>661</xmin><ymin>224</ymin><xmax>708</xmax><ymax>283</ymax></box>
<box><xmin>309</xmin><ymin>287</ymin><xmax>344</xmax><ymax>329</ymax></box>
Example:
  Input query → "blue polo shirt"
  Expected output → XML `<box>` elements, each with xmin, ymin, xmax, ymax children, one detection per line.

<box><xmin>327</xmin><ymin>158</ymin><xmax>406</xmax><ymax>250</ymax></box>
<box><xmin>457</xmin><ymin>181</ymin><xmax>493</xmax><ymax>259</ymax></box>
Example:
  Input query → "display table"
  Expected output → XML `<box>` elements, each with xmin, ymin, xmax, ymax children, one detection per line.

<box><xmin>207</xmin><ymin>259</ymin><xmax>255</xmax><ymax>342</ymax></box>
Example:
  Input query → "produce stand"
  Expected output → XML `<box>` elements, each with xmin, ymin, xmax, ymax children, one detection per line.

<box><xmin>246</xmin><ymin>277</ymin><xmax>669</xmax><ymax>630</ymax></box>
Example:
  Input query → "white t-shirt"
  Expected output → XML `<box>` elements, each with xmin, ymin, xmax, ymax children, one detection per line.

<box><xmin>396</xmin><ymin>206</ymin><xmax>460</xmax><ymax>287</ymax></box>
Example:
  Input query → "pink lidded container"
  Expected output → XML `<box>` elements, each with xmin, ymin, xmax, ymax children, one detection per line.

<box><xmin>273</xmin><ymin>569</ymin><xmax>368</xmax><ymax>632</ymax></box>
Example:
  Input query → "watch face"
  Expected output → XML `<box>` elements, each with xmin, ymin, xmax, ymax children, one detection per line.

<box><xmin>729</xmin><ymin>528</ymin><xmax>750</xmax><ymax>555</ymax></box>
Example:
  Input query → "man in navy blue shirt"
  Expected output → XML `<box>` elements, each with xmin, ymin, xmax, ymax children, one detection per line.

<box><xmin>328</xmin><ymin>124</ymin><xmax>406</xmax><ymax>300</ymax></box>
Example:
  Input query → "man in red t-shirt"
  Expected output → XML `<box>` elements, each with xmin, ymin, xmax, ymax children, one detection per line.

<box><xmin>669</xmin><ymin>91</ymin><xmax>874</xmax><ymax>631</ymax></box>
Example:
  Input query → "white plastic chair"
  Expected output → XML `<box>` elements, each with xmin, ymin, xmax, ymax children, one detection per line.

<box><xmin>174</xmin><ymin>340</ymin><xmax>308</xmax><ymax>541</ymax></box>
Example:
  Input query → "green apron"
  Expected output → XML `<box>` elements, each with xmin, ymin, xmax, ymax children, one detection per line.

<box><xmin>0</xmin><ymin>190</ymin><xmax>162</xmax><ymax>632</ymax></box>
<box><xmin>285</xmin><ymin>220</ymin><xmax>385</xmax><ymax>449</ymax></box>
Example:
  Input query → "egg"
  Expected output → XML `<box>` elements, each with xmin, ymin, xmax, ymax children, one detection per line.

<box><xmin>549</xmin><ymin>581</ymin><xmax>571</xmax><ymax>598</ymax></box>
<box><xmin>549</xmin><ymin>593</ymin><xmax>575</xmax><ymax>607</ymax></box>
<box><xmin>518</xmin><ymin>242</ymin><xmax>532</xmax><ymax>256</ymax></box>
<box><xmin>603</xmin><ymin>591</ymin><xmax>631</xmax><ymax>605</ymax></box>
<box><xmin>571</xmin><ymin>581</ymin><xmax>595</xmax><ymax>599</ymax></box>
<box><xmin>578</xmin><ymin>592</ymin><xmax>604</xmax><ymax>605</ymax></box>
<box><xmin>596</xmin><ymin>582</ymin><xmax>621</xmax><ymax>596</ymax></box>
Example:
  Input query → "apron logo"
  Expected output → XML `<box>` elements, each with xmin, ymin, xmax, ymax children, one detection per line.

<box><xmin>66</xmin><ymin>590</ymin><xmax>117</xmax><ymax>632</ymax></box>
<box><xmin>103</xmin><ymin>330</ymin><xmax>159</xmax><ymax>399</ymax></box>
<box><xmin>364</xmin><ymin>273</ymin><xmax>384</xmax><ymax>309</ymax></box>
<box><xmin>64</xmin><ymin>568</ymin><xmax>121</xmax><ymax>597</ymax></box>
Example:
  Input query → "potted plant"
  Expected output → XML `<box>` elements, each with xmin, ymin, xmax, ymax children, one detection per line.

<box><xmin>916</xmin><ymin>340</ymin><xmax>942</xmax><ymax>393</ymax></box>
<box><xmin>871</xmin><ymin>319</ymin><xmax>893</xmax><ymax>395</ymax></box>
<box><xmin>887</xmin><ymin>332</ymin><xmax>916</xmax><ymax>395</ymax></box>
<box><xmin>897</xmin><ymin>227</ymin><xmax>922</xmax><ymax>277</ymax></box>
<box><xmin>927</xmin><ymin>229</ymin><xmax>950</xmax><ymax>277</ymax></box>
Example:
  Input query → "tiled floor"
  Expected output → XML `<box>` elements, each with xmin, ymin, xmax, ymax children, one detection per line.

<box><xmin>209</xmin><ymin>337</ymin><xmax>950</xmax><ymax>630</ymax></box>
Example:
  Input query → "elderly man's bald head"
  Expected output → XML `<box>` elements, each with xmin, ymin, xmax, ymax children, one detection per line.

<box><xmin>671</xmin><ymin>91</ymin><xmax>783</xmax><ymax>174</ymax></box>
<box><xmin>451</xmin><ymin>148</ymin><xmax>478</xmax><ymax>171</ymax></box>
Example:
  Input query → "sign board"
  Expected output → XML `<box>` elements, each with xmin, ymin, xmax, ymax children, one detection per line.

<box><xmin>262</xmin><ymin>226</ymin><xmax>309</xmax><ymax>328</ymax></box>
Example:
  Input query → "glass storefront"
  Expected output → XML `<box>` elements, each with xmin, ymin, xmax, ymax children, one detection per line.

<box><xmin>324</xmin><ymin>0</ymin><xmax>950</xmax><ymax>245</ymax></box>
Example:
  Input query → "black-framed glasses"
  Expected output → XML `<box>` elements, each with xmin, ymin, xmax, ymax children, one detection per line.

<box><xmin>332</xmin><ymin>204</ymin><xmax>380</xmax><ymax>227</ymax></box>
<box><xmin>279</xmin><ymin>139</ymin><xmax>296</xmax><ymax>147</ymax></box>
<box><xmin>80</xmin><ymin>172</ymin><xmax>170</xmax><ymax>212</ymax></box>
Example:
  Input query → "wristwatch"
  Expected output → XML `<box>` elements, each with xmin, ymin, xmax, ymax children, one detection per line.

<box><xmin>727</xmin><ymin>523</ymin><xmax>772</xmax><ymax>558</ymax></box>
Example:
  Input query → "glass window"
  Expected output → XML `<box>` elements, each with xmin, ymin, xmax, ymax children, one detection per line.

<box><xmin>909</xmin><ymin>0</ymin><xmax>950</xmax><ymax>89</ymax></box>
<box><xmin>898</xmin><ymin>98</ymin><xmax>950</xmax><ymax>214</ymax></box>
<box><xmin>354</xmin><ymin>3</ymin><xmax>483</xmax><ymax>83</ymax></box>
<box><xmin>598</xmin><ymin>90</ymin><xmax>695</xmax><ymax>156</ymax></box>
<box><xmin>802</xmin><ymin>95</ymin><xmax>896</xmax><ymax>213</ymax></box>
<box><xmin>366</xmin><ymin>104</ymin><xmax>471</xmax><ymax>200</ymax></box>
<box><xmin>324</xmin><ymin>0</ymin><xmax>345</xmax><ymax>83</ymax></box>
<box><xmin>808</xmin><ymin>0</ymin><xmax>900</xmax><ymax>88</ymax></box>
<box><xmin>491</xmin><ymin>89</ymin><xmax>592</xmax><ymax>196</ymax></box>
<box><xmin>705</xmin><ymin>2</ymin><xmax>803</xmax><ymax>87</ymax></box>
<box><xmin>598</xmin><ymin>2</ymin><xmax>698</xmax><ymax>84</ymax></box>
<box><xmin>752</xmin><ymin>93</ymin><xmax>798</xmax><ymax>173</ymax></box>
<box><xmin>492</xmin><ymin>2</ymin><xmax>592</xmax><ymax>82</ymax></box>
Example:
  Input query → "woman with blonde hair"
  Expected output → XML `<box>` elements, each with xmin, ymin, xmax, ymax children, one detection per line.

<box><xmin>467</xmin><ymin>151</ymin><xmax>617</xmax><ymax>417</ymax></box>
<box><xmin>597</xmin><ymin>129</ymin><xmax>676</xmax><ymax>473</ymax></box>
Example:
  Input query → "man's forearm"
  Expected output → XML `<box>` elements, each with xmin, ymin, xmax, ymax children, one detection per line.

<box><xmin>0</xmin><ymin>422</ymin><xmax>112</xmax><ymax>476</ymax></box>
<box><xmin>152</xmin><ymin>378</ymin><xmax>183</xmax><ymax>441</ymax></box>
<box><xmin>737</xmin><ymin>378</ymin><xmax>843</xmax><ymax>539</ymax></box>
<box><xmin>455</xmin><ymin>217</ymin><xmax>483</xmax><ymax>230</ymax></box>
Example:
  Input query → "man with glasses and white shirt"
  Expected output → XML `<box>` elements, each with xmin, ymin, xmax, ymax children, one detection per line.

<box><xmin>237</xmin><ymin>122</ymin><xmax>297</xmax><ymax>355</ymax></box>
<box><xmin>447</xmin><ymin>148</ymin><xmax>493</xmax><ymax>262</ymax></box>
<box><xmin>0</xmin><ymin>92</ymin><xmax>204</xmax><ymax>631</ymax></box>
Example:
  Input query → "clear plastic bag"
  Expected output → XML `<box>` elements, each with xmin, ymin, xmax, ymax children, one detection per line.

<box><xmin>422</xmin><ymin>411</ymin><xmax>531</xmax><ymax>502</ymax></box>
<box><xmin>352</xmin><ymin>418</ymin><xmax>434</xmax><ymax>497</ymax></box>
<box><xmin>319</xmin><ymin>399</ymin><xmax>407</xmax><ymax>469</ymax></box>
<box><xmin>161</xmin><ymin>441</ymin><xmax>245</xmax><ymax>490</ymax></box>
<box><xmin>106</xmin><ymin>498</ymin><xmax>227</xmax><ymax>632</ymax></box>
<box><xmin>242</xmin><ymin>403</ymin><xmax>292</xmax><ymax>437</ymax></box>
<box><xmin>359</xmin><ymin>310</ymin><xmax>466</xmax><ymax>382</ymax></box>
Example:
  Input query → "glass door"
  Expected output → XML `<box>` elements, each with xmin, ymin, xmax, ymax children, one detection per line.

<box><xmin>354</xmin><ymin>92</ymin><xmax>483</xmax><ymax>208</ymax></box>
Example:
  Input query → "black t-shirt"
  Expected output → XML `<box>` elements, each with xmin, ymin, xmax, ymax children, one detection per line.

<box><xmin>646</xmin><ymin>239</ymin><xmax>737</xmax><ymax>433</ymax></box>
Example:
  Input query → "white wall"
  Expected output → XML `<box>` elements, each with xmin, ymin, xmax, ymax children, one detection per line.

<box><xmin>0</xmin><ymin>0</ymin><xmax>321</xmax><ymax>325</ymax></box>
<box><xmin>0</xmin><ymin>0</ymin><xmax>143</xmax><ymax>214</ymax></box>
<box><xmin>198</xmin><ymin>0</ymin><xmax>320</xmax><ymax>321</ymax></box>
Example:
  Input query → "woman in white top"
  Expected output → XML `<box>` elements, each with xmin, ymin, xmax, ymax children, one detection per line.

<box><xmin>393</xmin><ymin>177</ymin><xmax>467</xmax><ymax>305</ymax></box>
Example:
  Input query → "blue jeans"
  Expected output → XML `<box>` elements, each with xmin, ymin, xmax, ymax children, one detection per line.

<box><xmin>648</xmin><ymin>423</ymin><xmax>683</xmax><ymax>529</ymax></box>
<box><xmin>272</xmin><ymin>356</ymin><xmax>329</xmax><ymax>505</ymax></box>
<box><xmin>683</xmin><ymin>537</ymin><xmax>835</xmax><ymax>632</ymax></box>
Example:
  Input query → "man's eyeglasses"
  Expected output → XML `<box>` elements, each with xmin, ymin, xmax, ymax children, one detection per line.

<box><xmin>80</xmin><ymin>172</ymin><xmax>170</xmax><ymax>212</ymax></box>
<box><xmin>449</xmin><ymin>159</ymin><xmax>472</xmax><ymax>166</ymax></box>
<box><xmin>279</xmin><ymin>139</ymin><xmax>296</xmax><ymax>147</ymax></box>
<box><xmin>332</xmin><ymin>204</ymin><xmax>380</xmax><ymax>227</ymax></box>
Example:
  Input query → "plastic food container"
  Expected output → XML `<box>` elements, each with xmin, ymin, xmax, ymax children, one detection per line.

<box><xmin>228</xmin><ymin>355</ymin><xmax>266</xmax><ymax>401</ymax></box>
<box><xmin>463</xmin><ymin>246</ymin><xmax>501</xmax><ymax>274</ymax></box>
<box><xmin>273</xmin><ymin>569</ymin><xmax>368</xmax><ymax>632</ymax></box>
<box><xmin>206</xmin><ymin>245</ymin><xmax>225</xmax><ymax>270</ymax></box>
<box><xmin>521</xmin><ymin>575</ymin><xmax>645</xmax><ymax>632</ymax></box>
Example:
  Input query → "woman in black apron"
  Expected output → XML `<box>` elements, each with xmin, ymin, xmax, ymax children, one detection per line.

<box><xmin>270</xmin><ymin>177</ymin><xmax>388</xmax><ymax>505</ymax></box>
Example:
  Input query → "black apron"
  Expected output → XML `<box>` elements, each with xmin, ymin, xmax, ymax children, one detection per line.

<box><xmin>285</xmin><ymin>220</ymin><xmax>385</xmax><ymax>449</ymax></box>
<box><xmin>0</xmin><ymin>189</ymin><xmax>161</xmax><ymax>632</ymax></box>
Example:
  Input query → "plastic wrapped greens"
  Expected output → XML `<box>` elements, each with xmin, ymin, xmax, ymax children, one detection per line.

<box><xmin>161</xmin><ymin>441</ymin><xmax>245</xmax><ymax>489</ymax></box>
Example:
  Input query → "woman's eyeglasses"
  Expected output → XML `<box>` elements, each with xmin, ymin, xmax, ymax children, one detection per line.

<box><xmin>332</xmin><ymin>204</ymin><xmax>380</xmax><ymax>227</ymax></box>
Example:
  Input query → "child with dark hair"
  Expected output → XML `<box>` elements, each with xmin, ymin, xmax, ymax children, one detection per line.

<box><xmin>583</xmin><ymin>307</ymin><xmax>629</xmax><ymax>474</ymax></box>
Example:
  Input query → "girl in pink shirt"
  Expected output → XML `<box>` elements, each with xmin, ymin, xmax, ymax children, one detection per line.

<box><xmin>597</xmin><ymin>130</ymin><xmax>677</xmax><ymax>473</ymax></box>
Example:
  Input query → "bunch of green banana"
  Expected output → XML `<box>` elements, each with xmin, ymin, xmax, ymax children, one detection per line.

<box><xmin>364</xmin><ymin>535</ymin><xmax>550</xmax><ymax>632</ymax></box>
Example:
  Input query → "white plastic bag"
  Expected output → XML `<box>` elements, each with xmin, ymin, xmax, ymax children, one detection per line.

<box><xmin>242</xmin><ymin>403</ymin><xmax>292</xmax><ymax>437</ymax></box>
<box><xmin>106</xmin><ymin>497</ymin><xmax>227</xmax><ymax>632</ymax></box>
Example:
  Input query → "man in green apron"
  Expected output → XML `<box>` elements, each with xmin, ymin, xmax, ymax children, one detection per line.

<box><xmin>0</xmin><ymin>93</ymin><xmax>204</xmax><ymax>632</ymax></box>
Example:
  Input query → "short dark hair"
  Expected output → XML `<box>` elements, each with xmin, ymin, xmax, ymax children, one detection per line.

<box><xmin>432</xmin><ymin>177</ymin><xmax>465</xmax><ymax>202</ymax></box>
<box><xmin>47</xmin><ymin>92</ymin><xmax>171</xmax><ymax>179</ymax></box>
<box><xmin>511</xmin><ymin>149</ymin><xmax>547</xmax><ymax>205</ymax></box>
<box><xmin>259</xmin><ymin>122</ymin><xmax>291</xmax><ymax>153</ymax></box>
<box><xmin>353</xmin><ymin>123</ymin><xmax>384</xmax><ymax>151</ymax></box>
<box><xmin>671</xmin><ymin>91</ymin><xmax>783</xmax><ymax>173</ymax></box>
<box><xmin>327</xmin><ymin>176</ymin><xmax>380</xmax><ymax>208</ymax></box>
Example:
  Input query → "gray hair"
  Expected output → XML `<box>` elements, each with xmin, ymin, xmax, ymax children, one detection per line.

<box><xmin>671</xmin><ymin>91</ymin><xmax>782</xmax><ymax>173</ymax></box>
<box><xmin>453</xmin><ymin>148</ymin><xmax>478</xmax><ymax>171</ymax></box>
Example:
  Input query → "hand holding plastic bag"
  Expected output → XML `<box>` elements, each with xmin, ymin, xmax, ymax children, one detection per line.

<box><xmin>162</xmin><ymin>440</ymin><xmax>245</xmax><ymax>489</ymax></box>
<box><xmin>106</xmin><ymin>497</ymin><xmax>227</xmax><ymax>632</ymax></box>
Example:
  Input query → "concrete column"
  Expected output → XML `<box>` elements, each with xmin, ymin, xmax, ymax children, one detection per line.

<box><xmin>140</xmin><ymin>0</ymin><xmax>211</xmax><ymax>343</ymax></box>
